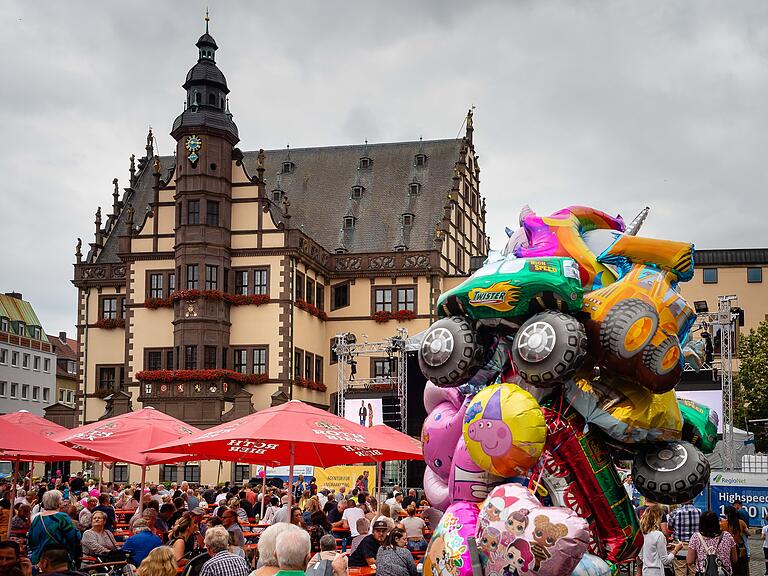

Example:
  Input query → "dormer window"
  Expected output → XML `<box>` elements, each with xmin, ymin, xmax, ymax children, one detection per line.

<box><xmin>208</xmin><ymin>93</ymin><xmax>216</xmax><ymax>106</ymax></box>
<box><xmin>343</xmin><ymin>216</ymin><xmax>356</xmax><ymax>229</ymax></box>
<box><xmin>17</xmin><ymin>322</ymin><xmax>26</xmax><ymax>337</ymax></box>
<box><xmin>359</xmin><ymin>157</ymin><xmax>372</xmax><ymax>169</ymax></box>
<box><xmin>415</xmin><ymin>154</ymin><xmax>428</xmax><ymax>167</ymax></box>
<box><xmin>281</xmin><ymin>161</ymin><xmax>295</xmax><ymax>174</ymax></box>
<box><xmin>272</xmin><ymin>189</ymin><xmax>284</xmax><ymax>203</ymax></box>
<box><xmin>402</xmin><ymin>214</ymin><xmax>414</xmax><ymax>226</ymax></box>
<box><xmin>0</xmin><ymin>318</ymin><xmax>8</xmax><ymax>332</ymax></box>
<box><xmin>409</xmin><ymin>182</ymin><xmax>421</xmax><ymax>195</ymax></box>
<box><xmin>351</xmin><ymin>186</ymin><xmax>364</xmax><ymax>199</ymax></box>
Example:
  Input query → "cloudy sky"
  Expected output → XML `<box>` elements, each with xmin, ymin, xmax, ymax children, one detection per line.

<box><xmin>2</xmin><ymin>1</ymin><xmax>767</xmax><ymax>334</ymax></box>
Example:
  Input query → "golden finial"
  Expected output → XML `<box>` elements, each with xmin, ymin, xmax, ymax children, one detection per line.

<box><xmin>205</xmin><ymin>8</ymin><xmax>210</xmax><ymax>33</ymax></box>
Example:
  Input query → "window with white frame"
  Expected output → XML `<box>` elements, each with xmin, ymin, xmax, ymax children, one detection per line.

<box><xmin>0</xmin><ymin>349</ymin><xmax>6</xmax><ymax>364</ymax></box>
<box><xmin>32</xmin><ymin>386</ymin><xmax>39</xmax><ymax>401</ymax></box>
<box><xmin>10</xmin><ymin>383</ymin><xmax>18</xmax><ymax>398</ymax></box>
<box><xmin>44</xmin><ymin>358</ymin><xmax>50</xmax><ymax>372</ymax></box>
<box><xmin>42</xmin><ymin>388</ymin><xmax>49</xmax><ymax>402</ymax></box>
<box><xmin>21</xmin><ymin>384</ymin><xmax>29</xmax><ymax>399</ymax></box>
<box><xmin>33</xmin><ymin>356</ymin><xmax>40</xmax><ymax>371</ymax></box>
<box><xmin>0</xmin><ymin>382</ymin><xmax>6</xmax><ymax>396</ymax></box>
<box><xmin>22</xmin><ymin>354</ymin><xmax>30</xmax><ymax>369</ymax></box>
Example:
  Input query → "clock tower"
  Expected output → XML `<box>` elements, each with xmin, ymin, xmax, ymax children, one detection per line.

<box><xmin>170</xmin><ymin>18</ymin><xmax>239</xmax><ymax>389</ymax></box>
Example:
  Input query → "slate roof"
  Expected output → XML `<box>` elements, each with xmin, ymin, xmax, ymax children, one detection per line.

<box><xmin>695</xmin><ymin>249</ymin><xmax>768</xmax><ymax>266</ymax></box>
<box><xmin>47</xmin><ymin>334</ymin><xmax>78</xmax><ymax>380</ymax></box>
<box><xmin>93</xmin><ymin>138</ymin><xmax>463</xmax><ymax>263</ymax></box>
<box><xmin>184</xmin><ymin>61</ymin><xmax>228</xmax><ymax>90</ymax></box>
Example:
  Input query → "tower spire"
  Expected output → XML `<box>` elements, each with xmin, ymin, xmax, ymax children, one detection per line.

<box><xmin>205</xmin><ymin>7</ymin><xmax>210</xmax><ymax>34</ymax></box>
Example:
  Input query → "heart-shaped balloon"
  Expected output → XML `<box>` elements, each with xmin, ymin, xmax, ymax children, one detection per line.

<box><xmin>423</xmin><ymin>501</ymin><xmax>479</xmax><ymax>576</ymax></box>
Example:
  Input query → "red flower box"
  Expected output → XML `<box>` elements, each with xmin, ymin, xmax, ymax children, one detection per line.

<box><xmin>135</xmin><ymin>369</ymin><xmax>268</xmax><ymax>385</ymax></box>
<box><xmin>94</xmin><ymin>318</ymin><xmax>125</xmax><ymax>329</ymax></box>
<box><xmin>294</xmin><ymin>377</ymin><xmax>327</xmax><ymax>392</ymax></box>
<box><xmin>372</xmin><ymin>311</ymin><xmax>393</xmax><ymax>323</ymax></box>
<box><xmin>295</xmin><ymin>299</ymin><xmax>328</xmax><ymax>321</ymax></box>
<box><xmin>144</xmin><ymin>291</ymin><xmax>270</xmax><ymax>309</ymax></box>
<box><xmin>394</xmin><ymin>309</ymin><xmax>417</xmax><ymax>321</ymax></box>
<box><xmin>372</xmin><ymin>310</ymin><xmax>416</xmax><ymax>323</ymax></box>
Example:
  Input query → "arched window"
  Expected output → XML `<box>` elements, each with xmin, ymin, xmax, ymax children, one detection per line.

<box><xmin>194</xmin><ymin>92</ymin><xmax>201</xmax><ymax>105</ymax></box>
<box><xmin>208</xmin><ymin>93</ymin><xmax>216</xmax><ymax>105</ymax></box>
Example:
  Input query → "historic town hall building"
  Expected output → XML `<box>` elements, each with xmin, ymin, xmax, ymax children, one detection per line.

<box><xmin>71</xmin><ymin>24</ymin><xmax>487</xmax><ymax>482</ymax></box>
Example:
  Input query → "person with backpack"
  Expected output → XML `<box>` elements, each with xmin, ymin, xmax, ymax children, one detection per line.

<box><xmin>686</xmin><ymin>511</ymin><xmax>737</xmax><ymax>576</ymax></box>
<box><xmin>720</xmin><ymin>507</ymin><xmax>749</xmax><ymax>576</ymax></box>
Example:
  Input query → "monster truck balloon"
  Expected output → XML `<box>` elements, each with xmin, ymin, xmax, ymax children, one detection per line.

<box><xmin>419</xmin><ymin>205</ymin><xmax>714</xmax><ymax>576</ymax></box>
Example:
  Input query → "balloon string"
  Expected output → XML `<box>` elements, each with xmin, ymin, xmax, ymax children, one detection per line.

<box><xmin>529</xmin><ymin>463</ymin><xmax>546</xmax><ymax>496</ymax></box>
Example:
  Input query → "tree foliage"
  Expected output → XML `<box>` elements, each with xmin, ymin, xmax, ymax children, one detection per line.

<box><xmin>734</xmin><ymin>320</ymin><xmax>768</xmax><ymax>452</ymax></box>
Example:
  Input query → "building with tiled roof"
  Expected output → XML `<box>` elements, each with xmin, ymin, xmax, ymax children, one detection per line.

<box><xmin>0</xmin><ymin>292</ymin><xmax>56</xmax><ymax>415</ymax></box>
<box><xmin>71</xmin><ymin>23</ymin><xmax>487</xmax><ymax>485</ymax></box>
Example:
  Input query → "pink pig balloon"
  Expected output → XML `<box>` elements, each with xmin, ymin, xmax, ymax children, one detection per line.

<box><xmin>422</xmin><ymin>400</ymin><xmax>467</xmax><ymax>481</ymax></box>
<box><xmin>424</xmin><ymin>467</ymin><xmax>451</xmax><ymax>511</ymax></box>
<box><xmin>449</xmin><ymin>436</ymin><xmax>503</xmax><ymax>504</ymax></box>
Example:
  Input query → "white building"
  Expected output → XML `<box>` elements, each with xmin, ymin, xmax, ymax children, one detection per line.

<box><xmin>0</xmin><ymin>292</ymin><xmax>56</xmax><ymax>415</ymax></box>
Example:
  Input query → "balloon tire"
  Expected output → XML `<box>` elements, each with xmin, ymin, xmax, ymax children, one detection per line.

<box><xmin>418</xmin><ymin>316</ymin><xmax>484</xmax><ymax>387</ymax></box>
<box><xmin>632</xmin><ymin>441</ymin><xmax>710</xmax><ymax>505</ymax></box>
<box><xmin>600</xmin><ymin>298</ymin><xmax>659</xmax><ymax>359</ymax></box>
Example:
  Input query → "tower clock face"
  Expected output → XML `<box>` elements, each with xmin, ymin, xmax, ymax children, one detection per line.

<box><xmin>185</xmin><ymin>135</ymin><xmax>202</xmax><ymax>164</ymax></box>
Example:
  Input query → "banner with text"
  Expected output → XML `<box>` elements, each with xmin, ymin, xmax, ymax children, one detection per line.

<box><xmin>709</xmin><ymin>471</ymin><xmax>768</xmax><ymax>527</ymax></box>
<box><xmin>314</xmin><ymin>465</ymin><xmax>377</xmax><ymax>494</ymax></box>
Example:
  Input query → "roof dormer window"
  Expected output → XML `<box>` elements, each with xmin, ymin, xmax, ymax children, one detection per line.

<box><xmin>17</xmin><ymin>322</ymin><xmax>26</xmax><ymax>337</ymax></box>
<box><xmin>402</xmin><ymin>214</ymin><xmax>414</xmax><ymax>226</ymax></box>
<box><xmin>272</xmin><ymin>190</ymin><xmax>284</xmax><ymax>203</ymax></box>
<box><xmin>351</xmin><ymin>185</ymin><xmax>364</xmax><ymax>199</ymax></box>
<box><xmin>343</xmin><ymin>216</ymin><xmax>356</xmax><ymax>229</ymax></box>
<box><xmin>409</xmin><ymin>182</ymin><xmax>421</xmax><ymax>195</ymax></box>
<box><xmin>359</xmin><ymin>157</ymin><xmax>372</xmax><ymax>170</ymax></box>
<box><xmin>281</xmin><ymin>161</ymin><xmax>295</xmax><ymax>174</ymax></box>
<box><xmin>414</xmin><ymin>154</ymin><xmax>428</xmax><ymax>167</ymax></box>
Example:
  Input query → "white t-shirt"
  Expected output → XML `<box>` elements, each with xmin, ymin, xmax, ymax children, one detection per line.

<box><xmin>342</xmin><ymin>506</ymin><xmax>365</xmax><ymax>536</ymax></box>
<box><xmin>402</xmin><ymin>516</ymin><xmax>426</xmax><ymax>539</ymax></box>
<box><xmin>215</xmin><ymin>493</ymin><xmax>228</xmax><ymax>504</ymax></box>
<box><xmin>762</xmin><ymin>525</ymin><xmax>768</xmax><ymax>548</ymax></box>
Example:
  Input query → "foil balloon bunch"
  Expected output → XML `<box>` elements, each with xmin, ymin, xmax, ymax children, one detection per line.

<box><xmin>419</xmin><ymin>206</ymin><xmax>717</xmax><ymax>576</ymax></box>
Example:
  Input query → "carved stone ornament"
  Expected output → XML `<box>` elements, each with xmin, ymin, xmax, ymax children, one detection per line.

<box><xmin>112</xmin><ymin>265</ymin><xmax>127</xmax><ymax>278</ymax></box>
<box><xmin>369</xmin><ymin>256</ymin><xmax>395</xmax><ymax>270</ymax></box>
<box><xmin>185</xmin><ymin>300</ymin><xmax>198</xmax><ymax>318</ymax></box>
<box><xmin>404</xmin><ymin>254</ymin><xmax>430</xmax><ymax>268</ymax></box>
<box><xmin>82</xmin><ymin>266</ymin><xmax>107</xmax><ymax>280</ymax></box>
<box><xmin>336</xmin><ymin>257</ymin><xmax>362</xmax><ymax>271</ymax></box>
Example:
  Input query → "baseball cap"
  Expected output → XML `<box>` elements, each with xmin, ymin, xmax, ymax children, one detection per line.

<box><xmin>372</xmin><ymin>520</ymin><xmax>389</xmax><ymax>531</ymax></box>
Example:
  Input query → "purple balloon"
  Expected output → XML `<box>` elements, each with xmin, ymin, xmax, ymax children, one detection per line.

<box><xmin>424</xmin><ymin>501</ymin><xmax>480</xmax><ymax>576</ymax></box>
<box><xmin>424</xmin><ymin>380</ymin><xmax>464</xmax><ymax>413</ymax></box>
<box><xmin>422</xmin><ymin>400</ymin><xmax>467</xmax><ymax>481</ymax></box>
<box><xmin>449</xmin><ymin>436</ymin><xmax>503</xmax><ymax>504</ymax></box>
<box><xmin>423</xmin><ymin>467</ymin><xmax>451</xmax><ymax>511</ymax></box>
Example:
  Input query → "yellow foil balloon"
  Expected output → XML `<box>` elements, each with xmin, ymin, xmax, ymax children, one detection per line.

<box><xmin>463</xmin><ymin>383</ymin><xmax>546</xmax><ymax>477</ymax></box>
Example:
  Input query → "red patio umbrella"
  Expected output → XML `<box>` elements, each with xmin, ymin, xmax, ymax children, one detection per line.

<box><xmin>367</xmin><ymin>424</ymin><xmax>423</xmax><ymax>506</ymax></box>
<box><xmin>146</xmin><ymin>400</ymin><xmax>422</xmax><ymax>503</ymax></box>
<box><xmin>0</xmin><ymin>410</ymin><xmax>70</xmax><ymax>438</ymax></box>
<box><xmin>0</xmin><ymin>417</ymin><xmax>90</xmax><ymax>533</ymax></box>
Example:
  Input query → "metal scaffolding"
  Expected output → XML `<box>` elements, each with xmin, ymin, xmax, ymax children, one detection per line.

<box><xmin>334</xmin><ymin>328</ymin><xmax>409</xmax><ymax>487</ymax></box>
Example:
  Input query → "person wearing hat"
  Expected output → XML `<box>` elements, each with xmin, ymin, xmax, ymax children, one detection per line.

<box><xmin>349</xmin><ymin>519</ymin><xmax>389</xmax><ymax>567</ymax></box>
<box><xmin>121</xmin><ymin>518</ymin><xmax>163</xmax><ymax>566</ymax></box>
<box><xmin>188</xmin><ymin>509</ymin><xmax>207</xmax><ymax>550</ymax></box>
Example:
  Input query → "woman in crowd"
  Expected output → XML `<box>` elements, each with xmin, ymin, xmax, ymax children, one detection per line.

<box><xmin>9</xmin><ymin>504</ymin><xmax>30</xmax><ymax>533</ymax></box>
<box><xmin>298</xmin><ymin>490</ymin><xmax>312</xmax><ymax>513</ymax></box>
<box><xmin>263</xmin><ymin>496</ymin><xmax>281</xmax><ymax>525</ymax></box>
<box><xmin>290</xmin><ymin>506</ymin><xmax>305</xmax><ymax>529</ymax></box>
<box><xmin>229</xmin><ymin>498</ymin><xmax>249</xmax><ymax>523</ymax></box>
<box><xmin>365</xmin><ymin>498</ymin><xmax>378</xmax><ymax>522</ymax></box>
<box><xmin>687</xmin><ymin>510</ymin><xmax>737</xmax><ymax>575</ymax></box>
<box><xmin>303</xmin><ymin>496</ymin><xmax>321</xmax><ymax>525</ymax></box>
<box><xmin>250</xmin><ymin>523</ymin><xmax>302</xmax><ymax>576</ymax></box>
<box><xmin>639</xmin><ymin>505</ymin><xmax>681</xmax><ymax>575</ymax></box>
<box><xmin>137</xmin><ymin>546</ymin><xmax>178</xmax><ymax>576</ymax></box>
<box><xmin>368</xmin><ymin>503</ymin><xmax>395</xmax><ymax>533</ymax></box>
<box><xmin>376</xmin><ymin>527</ymin><xmax>418</xmax><ymax>576</ymax></box>
<box><xmin>81</xmin><ymin>510</ymin><xmax>118</xmax><ymax>558</ymax></box>
<box><xmin>721</xmin><ymin>506</ymin><xmax>749</xmax><ymax>576</ymax></box>
<box><xmin>168</xmin><ymin>515</ymin><xmax>197</xmax><ymax>565</ymax></box>
<box><xmin>308</xmin><ymin>510</ymin><xmax>332</xmax><ymax>553</ymax></box>
<box><xmin>27</xmin><ymin>490</ymin><xmax>80</xmax><ymax>568</ymax></box>
<box><xmin>401</xmin><ymin>504</ymin><xmax>428</xmax><ymax>552</ymax></box>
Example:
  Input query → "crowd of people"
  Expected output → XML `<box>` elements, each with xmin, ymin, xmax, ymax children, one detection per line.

<box><xmin>0</xmin><ymin>471</ymin><xmax>439</xmax><ymax>576</ymax></box>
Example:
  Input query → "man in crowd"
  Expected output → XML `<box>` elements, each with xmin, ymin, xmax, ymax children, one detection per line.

<box><xmin>349</xmin><ymin>519</ymin><xmax>388</xmax><ymax>567</ymax></box>
<box><xmin>669</xmin><ymin>500</ymin><xmax>701</xmax><ymax>576</ymax></box>
<box><xmin>68</xmin><ymin>473</ymin><xmax>85</xmax><ymax>497</ymax></box>
<box><xmin>328</xmin><ymin>499</ymin><xmax>347</xmax><ymax>529</ymax></box>
<box><xmin>37</xmin><ymin>547</ymin><xmax>81</xmax><ymax>576</ymax></box>
<box><xmin>0</xmin><ymin>541</ymin><xmax>31</xmax><ymax>576</ymax></box>
<box><xmin>342</xmin><ymin>496</ymin><xmax>365</xmax><ymax>538</ymax></box>
<box><xmin>221</xmin><ymin>508</ymin><xmax>245</xmax><ymax>555</ymax></box>
<box><xmin>200</xmin><ymin>526</ymin><xmax>250</xmax><ymax>576</ymax></box>
<box><xmin>121</xmin><ymin>518</ymin><xmax>162</xmax><ymax>566</ymax></box>
<box><xmin>387</xmin><ymin>492</ymin><xmax>404</xmax><ymax>519</ymax></box>
<box><xmin>202</xmin><ymin>484</ymin><xmax>216</xmax><ymax>505</ymax></box>
<box><xmin>93</xmin><ymin>493</ymin><xmax>116</xmax><ymax>532</ymax></box>
<box><xmin>336</xmin><ymin>486</ymin><xmax>347</xmax><ymax>502</ymax></box>
<box><xmin>273</xmin><ymin>495</ymin><xmax>291</xmax><ymax>524</ymax></box>
<box><xmin>402</xmin><ymin>489</ymin><xmax>419</xmax><ymax>509</ymax></box>
<box><xmin>78</xmin><ymin>497</ymin><xmax>98</xmax><ymax>530</ymax></box>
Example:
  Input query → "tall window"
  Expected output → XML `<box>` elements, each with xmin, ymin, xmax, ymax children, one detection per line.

<box><xmin>147</xmin><ymin>351</ymin><xmax>162</xmax><ymax>371</ymax></box>
<box><xmin>0</xmin><ymin>349</ymin><xmax>6</xmax><ymax>364</ymax></box>
<box><xmin>253</xmin><ymin>348</ymin><xmax>267</xmax><ymax>375</ymax></box>
<box><xmin>305</xmin><ymin>352</ymin><xmax>314</xmax><ymax>381</ymax></box>
<box><xmin>332</xmin><ymin>283</ymin><xmax>349</xmax><ymax>310</ymax></box>
<box><xmin>315</xmin><ymin>356</ymin><xmax>323</xmax><ymax>383</ymax></box>
<box><xmin>98</xmin><ymin>367</ymin><xmax>115</xmax><ymax>392</ymax></box>
<box><xmin>33</xmin><ymin>356</ymin><xmax>40</xmax><ymax>370</ymax></box>
<box><xmin>205</xmin><ymin>265</ymin><xmax>218</xmax><ymax>290</ymax></box>
<box><xmin>294</xmin><ymin>349</ymin><xmax>303</xmax><ymax>380</ymax></box>
<box><xmin>306</xmin><ymin>278</ymin><xmax>315</xmax><ymax>305</ymax></box>
<box><xmin>44</xmin><ymin>358</ymin><xmax>50</xmax><ymax>372</ymax></box>
<box><xmin>204</xmin><ymin>346</ymin><xmax>217</xmax><ymax>370</ymax></box>
<box><xmin>160</xmin><ymin>465</ymin><xmax>178</xmax><ymax>483</ymax></box>
<box><xmin>184</xmin><ymin>464</ymin><xmax>201</xmax><ymax>483</ymax></box>
<box><xmin>22</xmin><ymin>354</ymin><xmax>29</xmax><ymax>369</ymax></box>
<box><xmin>42</xmin><ymin>388</ymin><xmax>50</xmax><ymax>402</ymax></box>
<box><xmin>113</xmin><ymin>465</ymin><xmax>129</xmax><ymax>483</ymax></box>
<box><xmin>21</xmin><ymin>384</ymin><xmax>29</xmax><ymax>399</ymax></box>
<box><xmin>206</xmin><ymin>201</ymin><xmax>219</xmax><ymax>226</ymax></box>
<box><xmin>316</xmin><ymin>285</ymin><xmax>325</xmax><ymax>311</ymax></box>
<box><xmin>186</xmin><ymin>265</ymin><xmax>199</xmax><ymax>290</ymax></box>
<box><xmin>374</xmin><ymin>288</ymin><xmax>392</xmax><ymax>312</ymax></box>
<box><xmin>101</xmin><ymin>297</ymin><xmax>117</xmax><ymax>319</ymax></box>
<box><xmin>188</xmin><ymin>200</ymin><xmax>200</xmax><ymax>224</ymax></box>
<box><xmin>296</xmin><ymin>272</ymin><xmax>305</xmax><ymax>301</ymax></box>
<box><xmin>234</xmin><ymin>464</ymin><xmax>250</xmax><ymax>484</ymax></box>
<box><xmin>254</xmin><ymin>269</ymin><xmax>268</xmax><ymax>295</ymax></box>
<box><xmin>234</xmin><ymin>349</ymin><xmax>247</xmax><ymax>373</ymax></box>
<box><xmin>0</xmin><ymin>318</ymin><xmax>8</xmax><ymax>332</ymax></box>
<box><xmin>149</xmin><ymin>274</ymin><xmax>164</xmax><ymax>298</ymax></box>
<box><xmin>373</xmin><ymin>358</ymin><xmax>394</xmax><ymax>378</ymax></box>
<box><xmin>185</xmin><ymin>346</ymin><xmax>197</xmax><ymax>370</ymax></box>
<box><xmin>166</xmin><ymin>350</ymin><xmax>174</xmax><ymax>371</ymax></box>
<box><xmin>169</xmin><ymin>272</ymin><xmax>176</xmax><ymax>293</ymax></box>
<box><xmin>235</xmin><ymin>271</ymin><xmax>248</xmax><ymax>295</ymax></box>
<box><xmin>397</xmin><ymin>287</ymin><xmax>415</xmax><ymax>311</ymax></box>
<box><xmin>32</xmin><ymin>386</ymin><xmax>39</xmax><ymax>401</ymax></box>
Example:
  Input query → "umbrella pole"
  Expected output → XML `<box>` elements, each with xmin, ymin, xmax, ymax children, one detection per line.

<box><xmin>260</xmin><ymin>466</ymin><xmax>267</xmax><ymax>520</ymax></box>
<box><xmin>7</xmin><ymin>457</ymin><xmax>19</xmax><ymax>536</ymax></box>
<box><xmin>138</xmin><ymin>466</ymin><xmax>147</xmax><ymax>514</ymax></box>
<box><xmin>98</xmin><ymin>461</ymin><xmax>103</xmax><ymax>493</ymax></box>
<box><xmin>376</xmin><ymin>460</ymin><xmax>381</xmax><ymax>513</ymax></box>
<box><xmin>288</xmin><ymin>443</ymin><xmax>295</xmax><ymax>507</ymax></box>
